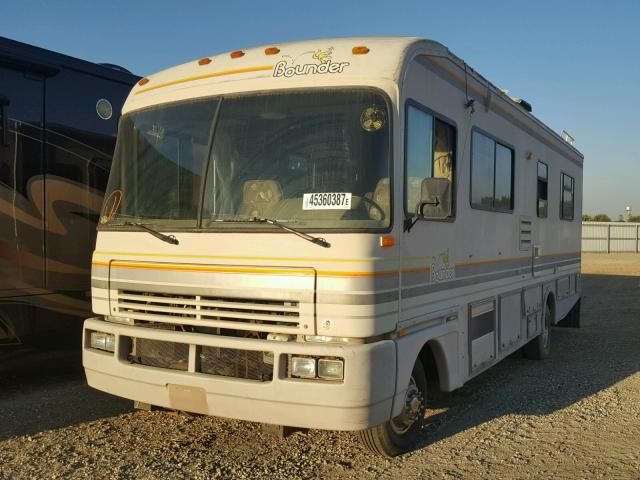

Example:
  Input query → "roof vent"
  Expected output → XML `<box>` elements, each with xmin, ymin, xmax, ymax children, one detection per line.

<box><xmin>510</xmin><ymin>97</ymin><xmax>532</xmax><ymax>113</ymax></box>
<box><xmin>561</xmin><ymin>130</ymin><xmax>575</xmax><ymax>145</ymax></box>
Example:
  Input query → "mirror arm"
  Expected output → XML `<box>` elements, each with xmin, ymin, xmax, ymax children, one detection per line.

<box><xmin>405</xmin><ymin>197</ymin><xmax>443</xmax><ymax>232</ymax></box>
<box><xmin>404</xmin><ymin>216</ymin><xmax>419</xmax><ymax>232</ymax></box>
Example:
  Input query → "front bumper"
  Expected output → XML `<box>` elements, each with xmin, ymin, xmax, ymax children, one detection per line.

<box><xmin>82</xmin><ymin>317</ymin><xmax>396</xmax><ymax>431</ymax></box>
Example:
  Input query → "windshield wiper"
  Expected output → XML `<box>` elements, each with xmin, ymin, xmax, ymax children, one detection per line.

<box><xmin>211</xmin><ymin>216</ymin><xmax>330</xmax><ymax>248</ymax></box>
<box><xmin>253</xmin><ymin>217</ymin><xmax>330</xmax><ymax>248</ymax></box>
<box><xmin>124</xmin><ymin>222</ymin><xmax>179</xmax><ymax>245</ymax></box>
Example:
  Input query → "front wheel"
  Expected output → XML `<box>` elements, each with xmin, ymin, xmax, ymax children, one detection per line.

<box><xmin>358</xmin><ymin>358</ymin><xmax>427</xmax><ymax>457</ymax></box>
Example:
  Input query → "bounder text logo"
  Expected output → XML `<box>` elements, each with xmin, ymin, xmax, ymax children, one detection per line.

<box><xmin>430</xmin><ymin>249</ymin><xmax>456</xmax><ymax>284</ymax></box>
<box><xmin>273</xmin><ymin>47</ymin><xmax>350</xmax><ymax>78</ymax></box>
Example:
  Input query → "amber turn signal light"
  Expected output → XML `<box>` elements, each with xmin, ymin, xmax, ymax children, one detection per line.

<box><xmin>230</xmin><ymin>50</ymin><xmax>245</xmax><ymax>59</ymax></box>
<box><xmin>379</xmin><ymin>235</ymin><xmax>395</xmax><ymax>248</ymax></box>
<box><xmin>352</xmin><ymin>46</ymin><xmax>370</xmax><ymax>55</ymax></box>
<box><xmin>137</xmin><ymin>78</ymin><xmax>149</xmax><ymax>86</ymax></box>
<box><xmin>265</xmin><ymin>47</ymin><xmax>280</xmax><ymax>55</ymax></box>
<box><xmin>198</xmin><ymin>57</ymin><xmax>212</xmax><ymax>66</ymax></box>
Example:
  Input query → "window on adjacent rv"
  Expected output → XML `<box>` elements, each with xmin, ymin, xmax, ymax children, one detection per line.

<box><xmin>561</xmin><ymin>173</ymin><xmax>574</xmax><ymax>220</ymax></box>
<box><xmin>404</xmin><ymin>104</ymin><xmax>455</xmax><ymax>216</ymax></box>
<box><xmin>537</xmin><ymin>161</ymin><xmax>548</xmax><ymax>218</ymax></box>
<box><xmin>470</xmin><ymin>131</ymin><xmax>514</xmax><ymax>212</ymax></box>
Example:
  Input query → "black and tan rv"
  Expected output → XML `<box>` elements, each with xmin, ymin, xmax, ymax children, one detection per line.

<box><xmin>0</xmin><ymin>37</ymin><xmax>138</xmax><ymax>344</ymax></box>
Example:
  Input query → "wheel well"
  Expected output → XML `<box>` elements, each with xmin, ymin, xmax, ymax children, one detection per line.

<box><xmin>546</xmin><ymin>291</ymin><xmax>556</xmax><ymax>323</ymax></box>
<box><xmin>418</xmin><ymin>341</ymin><xmax>441</xmax><ymax>392</ymax></box>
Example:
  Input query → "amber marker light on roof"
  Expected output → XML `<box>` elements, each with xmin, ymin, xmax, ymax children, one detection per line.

<box><xmin>379</xmin><ymin>235</ymin><xmax>395</xmax><ymax>248</ymax></box>
<box><xmin>352</xmin><ymin>46</ymin><xmax>370</xmax><ymax>55</ymax></box>
<box><xmin>230</xmin><ymin>50</ymin><xmax>245</xmax><ymax>59</ymax></box>
<box><xmin>197</xmin><ymin>57</ymin><xmax>212</xmax><ymax>66</ymax></box>
<box><xmin>138</xmin><ymin>78</ymin><xmax>149</xmax><ymax>86</ymax></box>
<box><xmin>265</xmin><ymin>47</ymin><xmax>280</xmax><ymax>55</ymax></box>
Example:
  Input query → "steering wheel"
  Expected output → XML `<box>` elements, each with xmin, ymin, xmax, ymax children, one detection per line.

<box><xmin>358</xmin><ymin>194</ymin><xmax>386</xmax><ymax>221</ymax></box>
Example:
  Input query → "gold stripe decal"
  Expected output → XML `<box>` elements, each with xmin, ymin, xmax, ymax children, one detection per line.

<box><xmin>93</xmin><ymin>250</ymin><xmax>397</xmax><ymax>264</ymax></box>
<box><xmin>92</xmin><ymin>252</ymin><xmax>580</xmax><ymax>278</ymax></box>
<box><xmin>135</xmin><ymin>65</ymin><xmax>274</xmax><ymax>94</ymax></box>
<box><xmin>93</xmin><ymin>261</ymin><xmax>397</xmax><ymax>278</ymax></box>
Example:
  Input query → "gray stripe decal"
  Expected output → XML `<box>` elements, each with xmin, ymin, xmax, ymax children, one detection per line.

<box><xmin>92</xmin><ymin>259</ymin><xmax>580</xmax><ymax>306</ymax></box>
<box><xmin>456</xmin><ymin>258</ymin><xmax>531</xmax><ymax>276</ymax></box>
<box><xmin>101</xmin><ymin>280</ymin><xmax>313</xmax><ymax>303</ymax></box>
<box><xmin>92</xmin><ymin>278</ymin><xmax>398</xmax><ymax>306</ymax></box>
<box><xmin>534</xmin><ymin>258</ymin><xmax>580</xmax><ymax>271</ymax></box>
<box><xmin>400</xmin><ymin>254</ymin><xmax>579</xmax><ymax>288</ymax></box>
<box><xmin>401</xmin><ymin>269</ymin><xmax>429</xmax><ymax>287</ymax></box>
<box><xmin>92</xmin><ymin>279</ymin><xmax>109</xmax><ymax>289</ymax></box>
<box><xmin>316</xmin><ymin>290</ymin><xmax>399</xmax><ymax>305</ymax></box>
<box><xmin>401</xmin><ymin>267</ymin><xmax>533</xmax><ymax>299</ymax></box>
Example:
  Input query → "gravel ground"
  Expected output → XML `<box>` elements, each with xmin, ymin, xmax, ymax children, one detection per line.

<box><xmin>1</xmin><ymin>253</ymin><xmax>639</xmax><ymax>479</ymax></box>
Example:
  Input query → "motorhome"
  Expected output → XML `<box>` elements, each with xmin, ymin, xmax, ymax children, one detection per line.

<box><xmin>0</xmin><ymin>37</ymin><xmax>138</xmax><ymax>344</ymax></box>
<box><xmin>83</xmin><ymin>37</ymin><xmax>583</xmax><ymax>456</ymax></box>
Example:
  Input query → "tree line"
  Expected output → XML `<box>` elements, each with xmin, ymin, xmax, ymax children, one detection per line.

<box><xmin>582</xmin><ymin>214</ymin><xmax>640</xmax><ymax>222</ymax></box>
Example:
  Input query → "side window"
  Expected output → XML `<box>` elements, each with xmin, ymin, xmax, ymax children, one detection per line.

<box><xmin>537</xmin><ymin>161</ymin><xmax>548</xmax><ymax>218</ymax></box>
<box><xmin>470</xmin><ymin>131</ymin><xmax>514</xmax><ymax>212</ymax></box>
<box><xmin>560</xmin><ymin>173</ymin><xmax>574</xmax><ymax>220</ymax></box>
<box><xmin>404</xmin><ymin>103</ymin><xmax>455</xmax><ymax>216</ymax></box>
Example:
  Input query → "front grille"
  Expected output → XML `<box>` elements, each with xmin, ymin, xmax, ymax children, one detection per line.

<box><xmin>200</xmin><ymin>346</ymin><xmax>272</xmax><ymax>381</ymax></box>
<box><xmin>115</xmin><ymin>290</ymin><xmax>301</xmax><ymax>334</ymax></box>
<box><xmin>128</xmin><ymin>337</ymin><xmax>273</xmax><ymax>381</ymax></box>
<box><xmin>130</xmin><ymin>338</ymin><xmax>189</xmax><ymax>371</ymax></box>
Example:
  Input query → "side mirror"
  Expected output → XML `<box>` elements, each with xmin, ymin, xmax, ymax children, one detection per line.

<box><xmin>405</xmin><ymin>177</ymin><xmax>452</xmax><ymax>232</ymax></box>
<box><xmin>416</xmin><ymin>177</ymin><xmax>452</xmax><ymax>220</ymax></box>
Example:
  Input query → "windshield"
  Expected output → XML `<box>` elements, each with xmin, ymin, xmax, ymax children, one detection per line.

<box><xmin>100</xmin><ymin>88</ymin><xmax>391</xmax><ymax>231</ymax></box>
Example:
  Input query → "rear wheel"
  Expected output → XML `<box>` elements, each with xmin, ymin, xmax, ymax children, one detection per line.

<box><xmin>358</xmin><ymin>358</ymin><xmax>427</xmax><ymax>457</ymax></box>
<box><xmin>524</xmin><ymin>303</ymin><xmax>552</xmax><ymax>360</ymax></box>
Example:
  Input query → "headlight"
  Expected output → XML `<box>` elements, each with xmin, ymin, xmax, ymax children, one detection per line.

<box><xmin>289</xmin><ymin>356</ymin><xmax>344</xmax><ymax>381</ymax></box>
<box><xmin>90</xmin><ymin>331</ymin><xmax>115</xmax><ymax>353</ymax></box>
<box><xmin>318</xmin><ymin>358</ymin><xmax>344</xmax><ymax>380</ymax></box>
<box><xmin>290</xmin><ymin>357</ymin><xmax>316</xmax><ymax>378</ymax></box>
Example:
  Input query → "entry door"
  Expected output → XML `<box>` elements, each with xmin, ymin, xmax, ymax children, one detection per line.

<box><xmin>0</xmin><ymin>67</ymin><xmax>45</xmax><ymax>292</ymax></box>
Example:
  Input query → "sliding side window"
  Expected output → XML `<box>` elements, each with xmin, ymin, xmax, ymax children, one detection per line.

<box><xmin>560</xmin><ymin>173</ymin><xmax>574</xmax><ymax>220</ymax></box>
<box><xmin>470</xmin><ymin>131</ymin><xmax>514</xmax><ymax>212</ymax></box>
<box><xmin>537</xmin><ymin>161</ymin><xmax>548</xmax><ymax>218</ymax></box>
<box><xmin>404</xmin><ymin>103</ymin><xmax>455</xmax><ymax>216</ymax></box>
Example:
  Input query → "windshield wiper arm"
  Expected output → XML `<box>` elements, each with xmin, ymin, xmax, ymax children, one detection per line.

<box><xmin>124</xmin><ymin>222</ymin><xmax>179</xmax><ymax>245</ymax></box>
<box><xmin>253</xmin><ymin>217</ymin><xmax>330</xmax><ymax>248</ymax></box>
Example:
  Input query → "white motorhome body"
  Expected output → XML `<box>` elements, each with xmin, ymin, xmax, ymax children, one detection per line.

<box><xmin>83</xmin><ymin>37</ymin><xmax>583</xmax><ymax>456</ymax></box>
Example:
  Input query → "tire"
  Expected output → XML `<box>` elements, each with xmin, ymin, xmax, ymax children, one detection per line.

<box><xmin>557</xmin><ymin>299</ymin><xmax>581</xmax><ymax>328</ymax></box>
<box><xmin>358</xmin><ymin>358</ymin><xmax>427</xmax><ymax>457</ymax></box>
<box><xmin>524</xmin><ymin>303</ymin><xmax>552</xmax><ymax>360</ymax></box>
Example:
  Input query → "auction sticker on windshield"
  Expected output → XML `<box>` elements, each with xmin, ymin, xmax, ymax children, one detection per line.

<box><xmin>303</xmin><ymin>192</ymin><xmax>352</xmax><ymax>210</ymax></box>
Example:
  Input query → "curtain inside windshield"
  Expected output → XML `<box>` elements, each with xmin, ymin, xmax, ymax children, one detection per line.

<box><xmin>102</xmin><ymin>89</ymin><xmax>390</xmax><ymax>230</ymax></box>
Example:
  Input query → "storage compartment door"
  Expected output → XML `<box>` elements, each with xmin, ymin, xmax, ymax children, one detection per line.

<box><xmin>469</xmin><ymin>299</ymin><xmax>496</xmax><ymax>372</ymax></box>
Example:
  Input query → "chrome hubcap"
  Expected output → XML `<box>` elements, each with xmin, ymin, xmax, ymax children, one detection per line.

<box><xmin>390</xmin><ymin>376</ymin><xmax>424</xmax><ymax>435</ymax></box>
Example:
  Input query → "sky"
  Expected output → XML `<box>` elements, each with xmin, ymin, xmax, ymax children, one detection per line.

<box><xmin>2</xmin><ymin>0</ymin><xmax>638</xmax><ymax>218</ymax></box>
